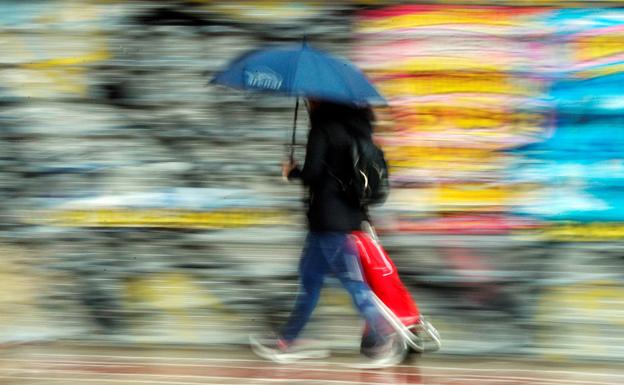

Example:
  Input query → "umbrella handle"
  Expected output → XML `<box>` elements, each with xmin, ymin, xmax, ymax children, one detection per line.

<box><xmin>289</xmin><ymin>97</ymin><xmax>299</xmax><ymax>162</ymax></box>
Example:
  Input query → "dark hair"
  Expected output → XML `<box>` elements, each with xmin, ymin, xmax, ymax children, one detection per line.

<box><xmin>309</xmin><ymin>101</ymin><xmax>375</xmax><ymax>138</ymax></box>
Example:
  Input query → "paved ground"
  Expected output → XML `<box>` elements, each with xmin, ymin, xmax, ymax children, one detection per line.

<box><xmin>1</xmin><ymin>342</ymin><xmax>623</xmax><ymax>385</ymax></box>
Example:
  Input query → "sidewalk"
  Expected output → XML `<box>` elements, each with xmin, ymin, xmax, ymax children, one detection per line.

<box><xmin>2</xmin><ymin>342</ymin><xmax>624</xmax><ymax>385</ymax></box>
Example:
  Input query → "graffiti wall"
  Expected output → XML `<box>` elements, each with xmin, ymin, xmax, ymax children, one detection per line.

<box><xmin>354</xmin><ymin>4</ymin><xmax>624</xmax><ymax>359</ymax></box>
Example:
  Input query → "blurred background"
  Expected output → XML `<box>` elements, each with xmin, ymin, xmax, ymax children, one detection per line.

<box><xmin>1</xmin><ymin>0</ymin><xmax>623</xmax><ymax>364</ymax></box>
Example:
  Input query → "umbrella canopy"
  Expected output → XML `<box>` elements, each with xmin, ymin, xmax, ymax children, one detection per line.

<box><xmin>211</xmin><ymin>41</ymin><xmax>385</xmax><ymax>106</ymax></box>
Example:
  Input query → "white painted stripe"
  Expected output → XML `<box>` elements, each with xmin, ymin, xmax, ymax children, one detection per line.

<box><xmin>1</xmin><ymin>370</ymin><xmax>420</xmax><ymax>385</ymax></box>
<box><xmin>0</xmin><ymin>376</ymin><xmax>219</xmax><ymax>385</ymax></box>
<box><xmin>26</xmin><ymin>353</ymin><xmax>624</xmax><ymax>378</ymax></box>
<box><xmin>4</xmin><ymin>366</ymin><xmax>624</xmax><ymax>385</ymax></box>
<box><xmin>6</xmin><ymin>363</ymin><xmax>620</xmax><ymax>385</ymax></box>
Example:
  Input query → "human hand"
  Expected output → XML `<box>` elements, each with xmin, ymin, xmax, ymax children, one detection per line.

<box><xmin>282</xmin><ymin>160</ymin><xmax>297</xmax><ymax>180</ymax></box>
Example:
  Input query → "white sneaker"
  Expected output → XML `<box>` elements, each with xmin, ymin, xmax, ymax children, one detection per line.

<box><xmin>249</xmin><ymin>334</ymin><xmax>330</xmax><ymax>364</ymax></box>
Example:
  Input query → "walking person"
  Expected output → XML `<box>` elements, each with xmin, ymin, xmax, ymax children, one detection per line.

<box><xmin>250</xmin><ymin>100</ymin><xmax>405</xmax><ymax>368</ymax></box>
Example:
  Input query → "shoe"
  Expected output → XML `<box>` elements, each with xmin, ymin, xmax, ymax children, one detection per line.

<box><xmin>360</xmin><ymin>329</ymin><xmax>378</xmax><ymax>358</ymax></box>
<box><xmin>249</xmin><ymin>333</ymin><xmax>330</xmax><ymax>363</ymax></box>
<box><xmin>350</xmin><ymin>336</ymin><xmax>407</xmax><ymax>369</ymax></box>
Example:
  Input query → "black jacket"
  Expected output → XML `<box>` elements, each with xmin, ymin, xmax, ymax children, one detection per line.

<box><xmin>289</xmin><ymin>103</ymin><xmax>373</xmax><ymax>232</ymax></box>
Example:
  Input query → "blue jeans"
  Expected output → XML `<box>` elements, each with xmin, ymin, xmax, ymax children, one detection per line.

<box><xmin>279</xmin><ymin>231</ymin><xmax>390</xmax><ymax>345</ymax></box>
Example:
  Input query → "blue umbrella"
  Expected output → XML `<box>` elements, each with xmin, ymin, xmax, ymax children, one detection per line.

<box><xmin>211</xmin><ymin>41</ymin><xmax>385</xmax><ymax>105</ymax></box>
<box><xmin>211</xmin><ymin>41</ymin><xmax>385</xmax><ymax>159</ymax></box>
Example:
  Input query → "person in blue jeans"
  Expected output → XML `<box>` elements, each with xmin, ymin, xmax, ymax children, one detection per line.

<box><xmin>250</xmin><ymin>100</ymin><xmax>405</xmax><ymax>368</ymax></box>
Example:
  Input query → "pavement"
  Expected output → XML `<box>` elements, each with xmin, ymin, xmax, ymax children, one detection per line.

<box><xmin>1</xmin><ymin>342</ymin><xmax>623</xmax><ymax>385</ymax></box>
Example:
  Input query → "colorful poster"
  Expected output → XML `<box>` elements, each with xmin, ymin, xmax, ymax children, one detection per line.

<box><xmin>356</xmin><ymin>5</ymin><xmax>624</xmax><ymax>238</ymax></box>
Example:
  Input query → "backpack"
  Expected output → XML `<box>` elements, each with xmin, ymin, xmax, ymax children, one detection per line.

<box><xmin>349</xmin><ymin>136</ymin><xmax>390</xmax><ymax>207</ymax></box>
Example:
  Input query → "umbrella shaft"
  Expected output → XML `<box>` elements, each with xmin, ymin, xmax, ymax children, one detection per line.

<box><xmin>290</xmin><ymin>97</ymin><xmax>299</xmax><ymax>162</ymax></box>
